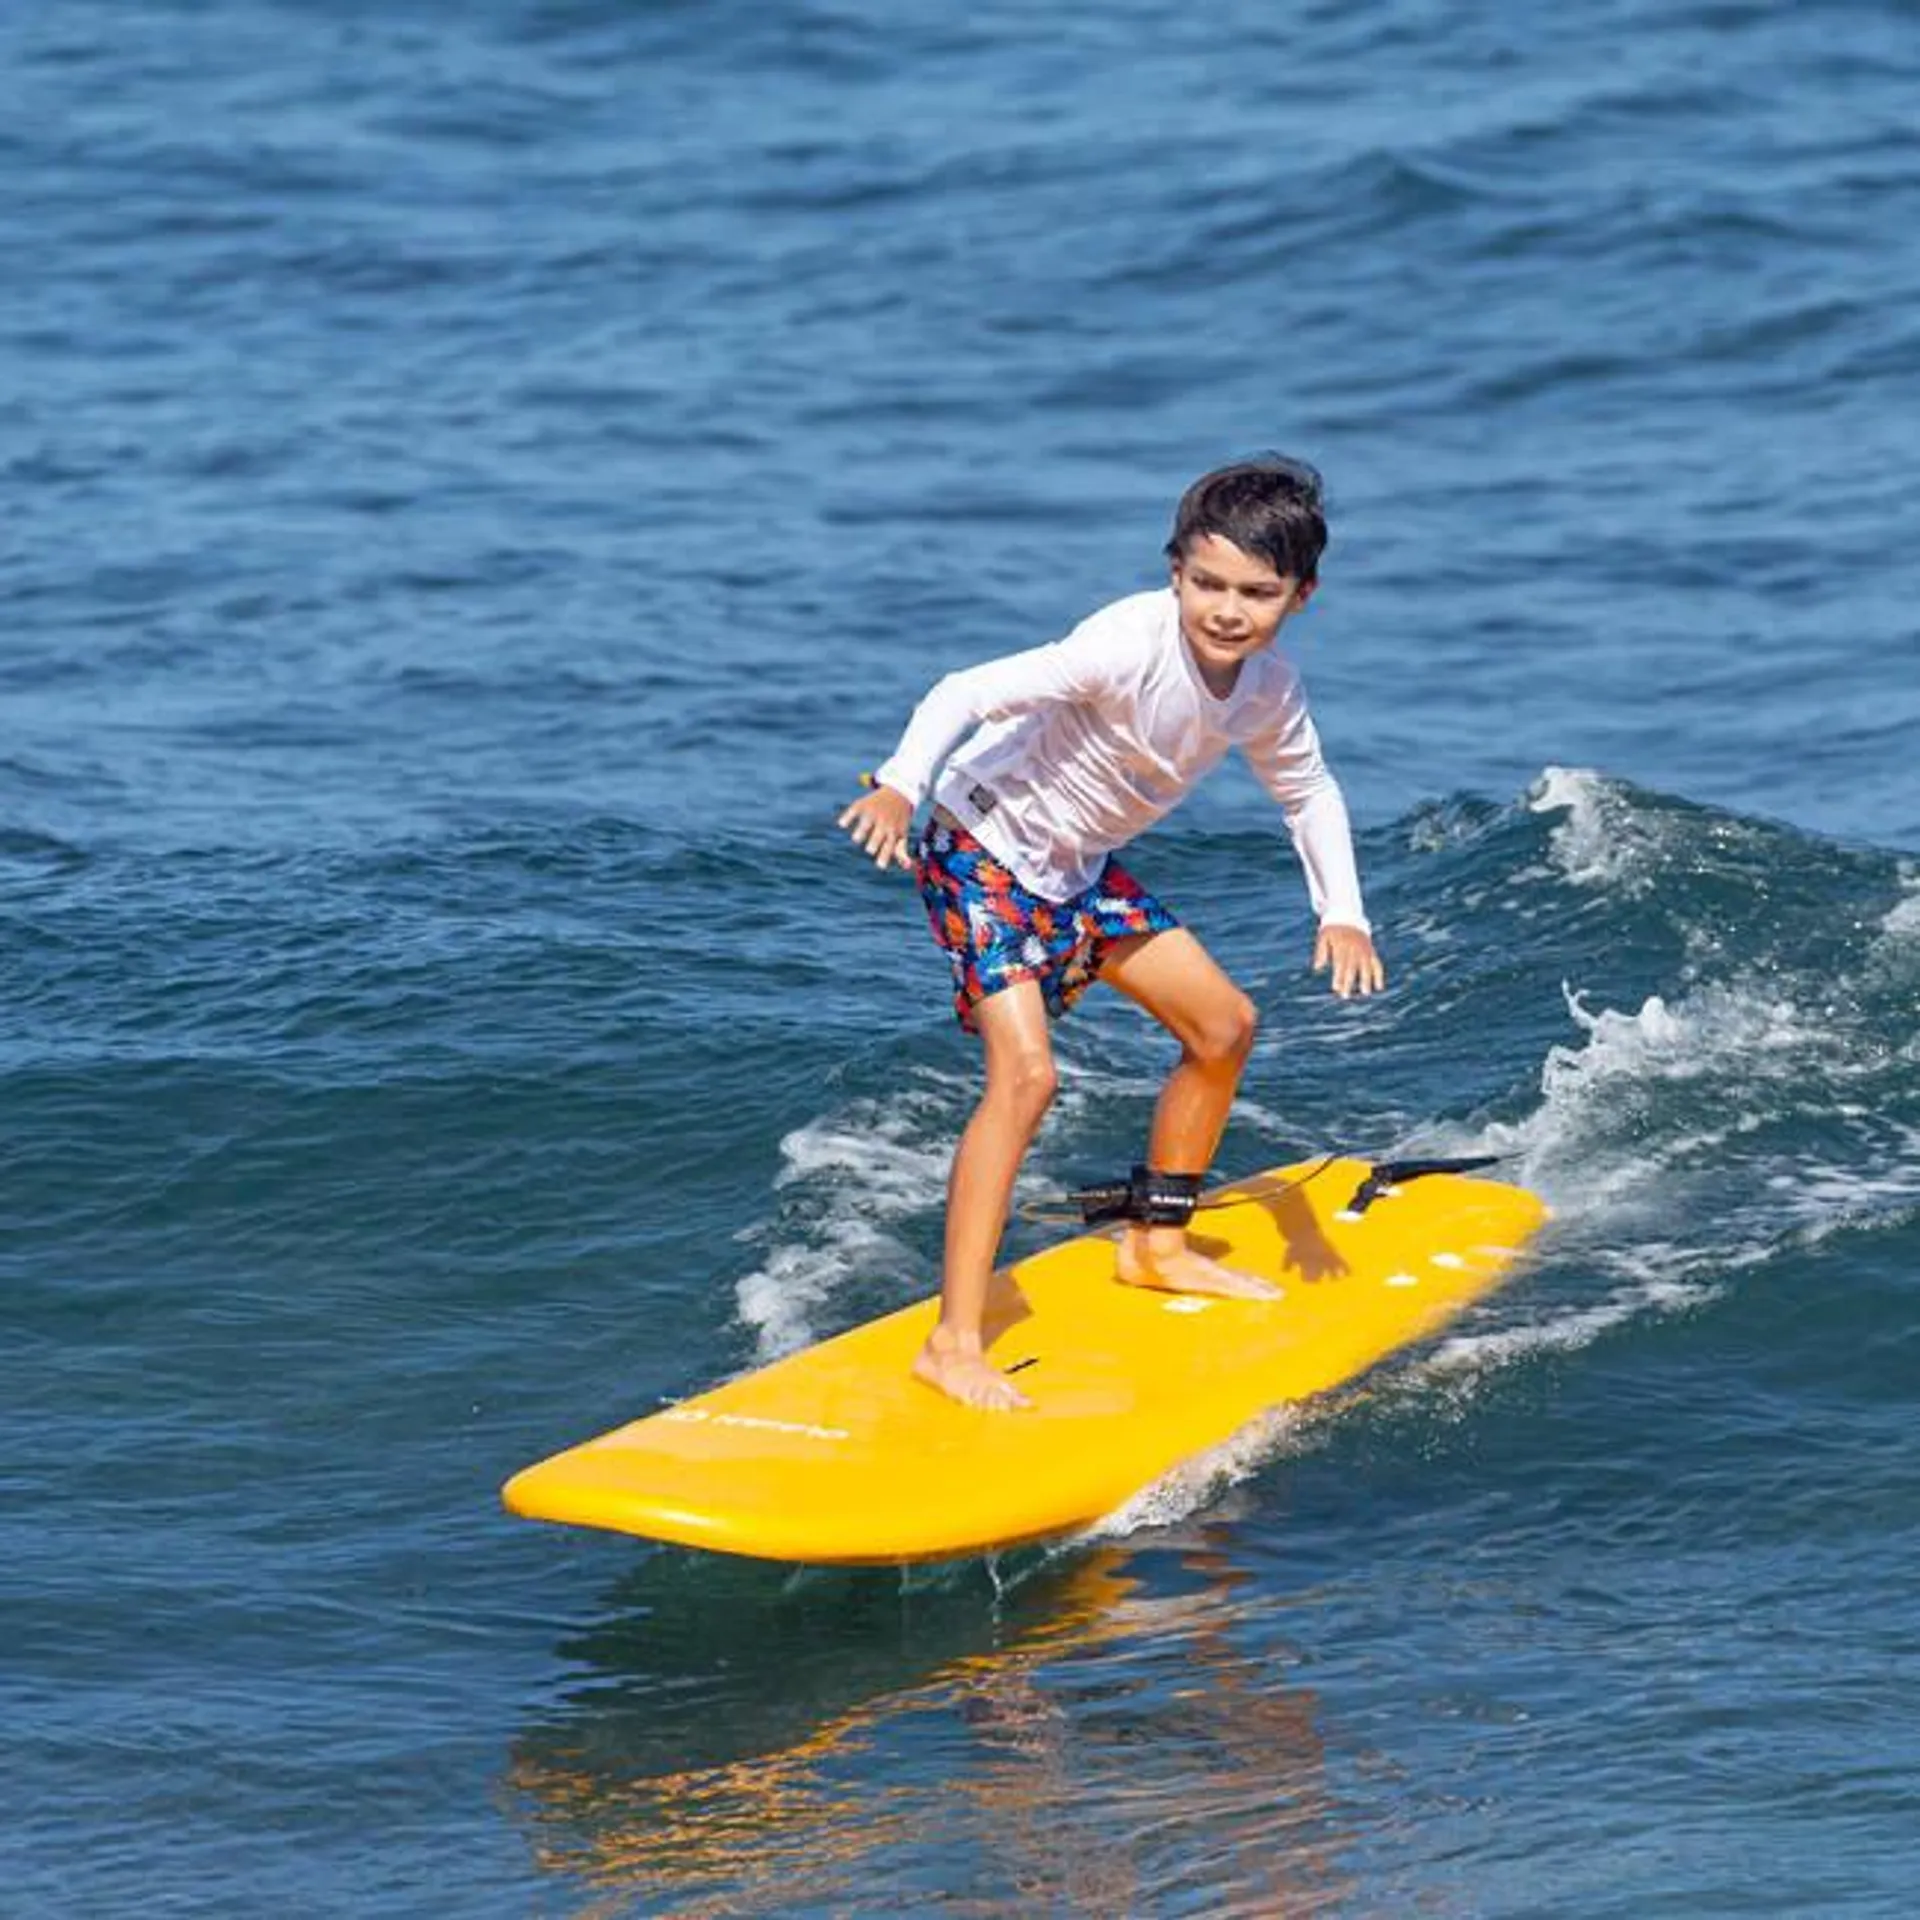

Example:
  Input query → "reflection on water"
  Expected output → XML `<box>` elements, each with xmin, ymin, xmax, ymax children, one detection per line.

<box><xmin>507</xmin><ymin>1534</ymin><xmax>1353</xmax><ymax>1915</ymax></box>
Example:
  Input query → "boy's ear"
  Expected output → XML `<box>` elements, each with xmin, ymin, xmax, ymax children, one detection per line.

<box><xmin>1293</xmin><ymin>577</ymin><xmax>1317</xmax><ymax>609</ymax></box>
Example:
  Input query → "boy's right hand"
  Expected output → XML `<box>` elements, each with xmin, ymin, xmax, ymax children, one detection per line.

<box><xmin>837</xmin><ymin>782</ymin><xmax>916</xmax><ymax>871</ymax></box>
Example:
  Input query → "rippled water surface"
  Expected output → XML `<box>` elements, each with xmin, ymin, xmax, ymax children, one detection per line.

<box><xmin>7</xmin><ymin>2</ymin><xmax>1920</xmax><ymax>1913</ymax></box>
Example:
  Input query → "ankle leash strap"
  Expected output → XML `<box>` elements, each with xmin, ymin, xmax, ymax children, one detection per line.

<box><xmin>1068</xmin><ymin>1165</ymin><xmax>1202</xmax><ymax>1228</ymax></box>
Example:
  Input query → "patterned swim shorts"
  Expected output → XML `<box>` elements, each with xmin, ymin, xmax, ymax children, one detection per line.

<box><xmin>914</xmin><ymin>814</ymin><xmax>1180</xmax><ymax>1032</ymax></box>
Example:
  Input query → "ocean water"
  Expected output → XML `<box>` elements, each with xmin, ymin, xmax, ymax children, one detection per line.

<box><xmin>6</xmin><ymin>0</ymin><xmax>1919</xmax><ymax>1912</ymax></box>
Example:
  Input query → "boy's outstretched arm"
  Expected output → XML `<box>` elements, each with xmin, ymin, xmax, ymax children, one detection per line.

<box><xmin>838</xmin><ymin>780</ymin><xmax>916</xmax><ymax>871</ymax></box>
<box><xmin>1241</xmin><ymin>691</ymin><xmax>1383</xmax><ymax>998</ymax></box>
<box><xmin>847</xmin><ymin>627</ymin><xmax>1113</xmax><ymax>870</ymax></box>
<box><xmin>839</xmin><ymin>631</ymin><xmax>1102</xmax><ymax>876</ymax></box>
<box><xmin>1314</xmin><ymin>922</ymin><xmax>1385</xmax><ymax>1000</ymax></box>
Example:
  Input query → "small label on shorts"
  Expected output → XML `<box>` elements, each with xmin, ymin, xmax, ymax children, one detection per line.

<box><xmin>967</xmin><ymin>783</ymin><xmax>999</xmax><ymax>817</ymax></box>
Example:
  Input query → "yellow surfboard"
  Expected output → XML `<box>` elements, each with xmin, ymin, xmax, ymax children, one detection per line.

<box><xmin>502</xmin><ymin>1156</ymin><xmax>1548</xmax><ymax>1565</ymax></box>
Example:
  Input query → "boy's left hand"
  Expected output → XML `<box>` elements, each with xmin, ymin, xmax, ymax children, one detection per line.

<box><xmin>1314</xmin><ymin>924</ymin><xmax>1385</xmax><ymax>1000</ymax></box>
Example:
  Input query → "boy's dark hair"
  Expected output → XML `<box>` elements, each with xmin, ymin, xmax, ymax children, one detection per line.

<box><xmin>1164</xmin><ymin>455</ymin><xmax>1328</xmax><ymax>583</ymax></box>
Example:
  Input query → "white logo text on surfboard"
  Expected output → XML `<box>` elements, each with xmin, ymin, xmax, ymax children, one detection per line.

<box><xmin>662</xmin><ymin>1405</ymin><xmax>851</xmax><ymax>1443</ymax></box>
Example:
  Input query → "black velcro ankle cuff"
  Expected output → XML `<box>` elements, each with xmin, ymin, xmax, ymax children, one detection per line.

<box><xmin>1128</xmin><ymin>1165</ymin><xmax>1201</xmax><ymax>1226</ymax></box>
<box><xmin>1068</xmin><ymin>1167</ymin><xmax>1204</xmax><ymax>1228</ymax></box>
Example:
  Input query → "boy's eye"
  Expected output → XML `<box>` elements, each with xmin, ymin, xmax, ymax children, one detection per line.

<box><xmin>1190</xmin><ymin>572</ymin><xmax>1279</xmax><ymax>599</ymax></box>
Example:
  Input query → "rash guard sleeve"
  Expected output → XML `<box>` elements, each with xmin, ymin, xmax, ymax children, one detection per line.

<box><xmin>872</xmin><ymin>625</ymin><xmax>1113</xmax><ymax>807</ymax></box>
<box><xmin>1240</xmin><ymin>699</ymin><xmax>1371</xmax><ymax>933</ymax></box>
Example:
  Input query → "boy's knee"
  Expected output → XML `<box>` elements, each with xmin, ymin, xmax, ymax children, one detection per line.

<box><xmin>993</xmin><ymin>1049</ymin><xmax>1059</xmax><ymax>1118</ymax></box>
<box><xmin>1195</xmin><ymin>993</ymin><xmax>1258</xmax><ymax>1066</ymax></box>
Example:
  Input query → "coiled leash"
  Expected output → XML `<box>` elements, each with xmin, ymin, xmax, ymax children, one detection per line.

<box><xmin>1017</xmin><ymin>1152</ymin><xmax>1507</xmax><ymax>1228</ymax></box>
<box><xmin>1340</xmin><ymin>1153</ymin><xmax>1506</xmax><ymax>1216</ymax></box>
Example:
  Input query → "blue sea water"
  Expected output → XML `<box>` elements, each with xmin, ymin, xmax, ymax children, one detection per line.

<box><xmin>6</xmin><ymin>0</ymin><xmax>1920</xmax><ymax>1912</ymax></box>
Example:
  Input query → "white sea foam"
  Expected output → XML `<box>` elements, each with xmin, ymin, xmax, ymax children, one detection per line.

<box><xmin>1080</xmin><ymin>1404</ymin><xmax>1325</xmax><ymax>1545</ymax></box>
<box><xmin>732</xmin><ymin>1057</ymin><xmax>1119</xmax><ymax>1356</ymax></box>
<box><xmin>1403</xmin><ymin>976</ymin><xmax>1830</xmax><ymax>1234</ymax></box>
<box><xmin>1882</xmin><ymin>868</ymin><xmax>1920</xmax><ymax>938</ymax></box>
<box><xmin>1527</xmin><ymin>764</ymin><xmax>1660</xmax><ymax>893</ymax></box>
<box><xmin>733</xmin><ymin>1228</ymin><xmax>907</xmax><ymax>1360</ymax></box>
<box><xmin>732</xmin><ymin>1079</ymin><xmax>960</xmax><ymax>1357</ymax></box>
<box><xmin>1373</xmin><ymin>959</ymin><xmax>1915</xmax><ymax>1416</ymax></box>
<box><xmin>1546</xmin><ymin>979</ymin><xmax>1816</xmax><ymax>1099</ymax></box>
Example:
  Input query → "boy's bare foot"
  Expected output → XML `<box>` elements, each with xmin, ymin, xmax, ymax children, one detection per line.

<box><xmin>1115</xmin><ymin>1227</ymin><xmax>1280</xmax><ymax>1301</ymax></box>
<box><xmin>912</xmin><ymin>1336</ymin><xmax>1034</xmax><ymax>1412</ymax></box>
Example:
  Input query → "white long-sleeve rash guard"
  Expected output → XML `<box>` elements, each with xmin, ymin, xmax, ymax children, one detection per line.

<box><xmin>873</xmin><ymin>588</ymin><xmax>1371</xmax><ymax>930</ymax></box>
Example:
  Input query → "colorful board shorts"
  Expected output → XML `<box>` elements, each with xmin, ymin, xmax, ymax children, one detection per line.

<box><xmin>915</xmin><ymin>813</ymin><xmax>1180</xmax><ymax>1032</ymax></box>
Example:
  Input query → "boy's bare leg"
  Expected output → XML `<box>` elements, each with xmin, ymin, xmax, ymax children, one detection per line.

<box><xmin>1097</xmin><ymin>928</ymin><xmax>1278</xmax><ymax>1300</ymax></box>
<box><xmin>914</xmin><ymin>982</ymin><xmax>1056</xmax><ymax>1411</ymax></box>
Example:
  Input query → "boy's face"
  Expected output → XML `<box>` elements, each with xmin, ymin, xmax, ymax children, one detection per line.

<box><xmin>1170</xmin><ymin>534</ymin><xmax>1313</xmax><ymax>682</ymax></box>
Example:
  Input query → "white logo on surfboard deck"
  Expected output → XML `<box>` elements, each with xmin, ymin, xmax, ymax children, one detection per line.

<box><xmin>663</xmin><ymin>1405</ymin><xmax>850</xmax><ymax>1443</ymax></box>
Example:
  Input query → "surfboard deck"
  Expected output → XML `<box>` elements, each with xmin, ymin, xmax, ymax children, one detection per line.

<box><xmin>502</xmin><ymin>1156</ymin><xmax>1548</xmax><ymax>1565</ymax></box>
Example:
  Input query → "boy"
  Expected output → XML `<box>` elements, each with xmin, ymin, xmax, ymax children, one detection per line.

<box><xmin>838</xmin><ymin>457</ymin><xmax>1384</xmax><ymax>1412</ymax></box>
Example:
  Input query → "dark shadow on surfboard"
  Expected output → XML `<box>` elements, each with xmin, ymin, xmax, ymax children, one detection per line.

<box><xmin>1267</xmin><ymin>1184</ymin><xmax>1351</xmax><ymax>1283</ymax></box>
<box><xmin>1198</xmin><ymin>1161</ymin><xmax>1352</xmax><ymax>1283</ymax></box>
